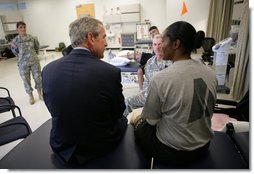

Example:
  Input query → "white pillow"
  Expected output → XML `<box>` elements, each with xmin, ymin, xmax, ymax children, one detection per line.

<box><xmin>109</xmin><ymin>57</ymin><xmax>131</xmax><ymax>66</ymax></box>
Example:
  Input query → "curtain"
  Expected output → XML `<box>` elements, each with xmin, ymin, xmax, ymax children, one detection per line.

<box><xmin>231</xmin><ymin>0</ymin><xmax>249</xmax><ymax>100</ymax></box>
<box><xmin>206</xmin><ymin>0</ymin><xmax>234</xmax><ymax>43</ymax></box>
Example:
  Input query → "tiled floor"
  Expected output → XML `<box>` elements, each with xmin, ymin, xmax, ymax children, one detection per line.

<box><xmin>0</xmin><ymin>50</ymin><xmax>233</xmax><ymax>159</ymax></box>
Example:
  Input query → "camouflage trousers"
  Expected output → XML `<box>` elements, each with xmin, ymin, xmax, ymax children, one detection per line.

<box><xmin>18</xmin><ymin>61</ymin><xmax>42</xmax><ymax>94</ymax></box>
<box><xmin>123</xmin><ymin>91</ymin><xmax>146</xmax><ymax>117</ymax></box>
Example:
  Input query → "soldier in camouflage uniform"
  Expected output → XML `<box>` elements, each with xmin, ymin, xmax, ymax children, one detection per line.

<box><xmin>124</xmin><ymin>35</ymin><xmax>172</xmax><ymax>117</ymax></box>
<box><xmin>11</xmin><ymin>21</ymin><xmax>43</xmax><ymax>105</ymax></box>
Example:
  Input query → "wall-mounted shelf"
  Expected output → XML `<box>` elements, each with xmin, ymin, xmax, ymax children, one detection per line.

<box><xmin>2</xmin><ymin>23</ymin><xmax>16</xmax><ymax>32</ymax></box>
<box><xmin>1</xmin><ymin>15</ymin><xmax>23</xmax><ymax>23</ymax></box>
<box><xmin>1</xmin><ymin>15</ymin><xmax>23</xmax><ymax>33</ymax></box>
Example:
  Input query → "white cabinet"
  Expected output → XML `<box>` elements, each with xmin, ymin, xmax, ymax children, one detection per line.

<box><xmin>121</xmin><ymin>13</ymin><xmax>140</xmax><ymax>23</ymax></box>
<box><xmin>103</xmin><ymin>3</ymin><xmax>140</xmax><ymax>24</ymax></box>
<box><xmin>232</xmin><ymin>3</ymin><xmax>243</xmax><ymax>21</ymax></box>
<box><xmin>103</xmin><ymin>13</ymin><xmax>140</xmax><ymax>23</ymax></box>
<box><xmin>103</xmin><ymin>15</ymin><xmax>121</xmax><ymax>24</ymax></box>
<box><xmin>119</xmin><ymin>4</ymin><xmax>140</xmax><ymax>13</ymax></box>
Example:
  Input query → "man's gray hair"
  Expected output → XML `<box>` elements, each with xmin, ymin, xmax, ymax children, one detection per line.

<box><xmin>69</xmin><ymin>17</ymin><xmax>103</xmax><ymax>48</ymax></box>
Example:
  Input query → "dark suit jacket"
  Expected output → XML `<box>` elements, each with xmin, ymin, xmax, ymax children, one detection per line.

<box><xmin>42</xmin><ymin>49</ymin><xmax>127</xmax><ymax>165</ymax></box>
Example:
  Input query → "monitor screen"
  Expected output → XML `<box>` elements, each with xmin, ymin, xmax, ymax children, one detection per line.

<box><xmin>121</xmin><ymin>33</ymin><xmax>135</xmax><ymax>47</ymax></box>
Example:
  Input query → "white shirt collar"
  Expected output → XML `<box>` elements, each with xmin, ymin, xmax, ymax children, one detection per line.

<box><xmin>74</xmin><ymin>47</ymin><xmax>90</xmax><ymax>52</ymax></box>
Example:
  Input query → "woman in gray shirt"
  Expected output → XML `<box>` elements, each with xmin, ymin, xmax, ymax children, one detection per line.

<box><xmin>130</xmin><ymin>21</ymin><xmax>217</xmax><ymax>165</ymax></box>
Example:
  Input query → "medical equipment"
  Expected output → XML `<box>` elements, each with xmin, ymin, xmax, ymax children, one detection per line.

<box><xmin>212</xmin><ymin>37</ymin><xmax>232</xmax><ymax>94</ymax></box>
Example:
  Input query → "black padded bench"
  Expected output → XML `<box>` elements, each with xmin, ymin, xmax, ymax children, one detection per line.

<box><xmin>231</xmin><ymin>131</ymin><xmax>249</xmax><ymax>166</ymax></box>
<box><xmin>117</xmin><ymin>62</ymin><xmax>140</xmax><ymax>72</ymax></box>
<box><xmin>0</xmin><ymin>119</ymin><xmax>150</xmax><ymax>169</ymax></box>
<box><xmin>0</xmin><ymin>118</ymin><xmax>249</xmax><ymax>169</ymax></box>
<box><xmin>152</xmin><ymin>131</ymin><xmax>248</xmax><ymax>169</ymax></box>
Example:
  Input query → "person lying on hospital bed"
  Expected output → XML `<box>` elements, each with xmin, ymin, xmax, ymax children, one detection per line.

<box><xmin>107</xmin><ymin>50</ymin><xmax>138</xmax><ymax>66</ymax></box>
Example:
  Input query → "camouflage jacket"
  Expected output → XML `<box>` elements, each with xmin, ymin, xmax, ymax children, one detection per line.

<box><xmin>11</xmin><ymin>34</ymin><xmax>40</xmax><ymax>65</ymax></box>
<box><xmin>143</xmin><ymin>56</ymin><xmax>172</xmax><ymax>96</ymax></box>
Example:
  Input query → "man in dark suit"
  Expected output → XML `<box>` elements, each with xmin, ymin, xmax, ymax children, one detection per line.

<box><xmin>42</xmin><ymin>17</ymin><xmax>127</xmax><ymax>165</ymax></box>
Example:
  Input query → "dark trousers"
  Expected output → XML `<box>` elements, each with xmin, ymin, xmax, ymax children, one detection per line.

<box><xmin>134</xmin><ymin>119</ymin><xmax>210</xmax><ymax>165</ymax></box>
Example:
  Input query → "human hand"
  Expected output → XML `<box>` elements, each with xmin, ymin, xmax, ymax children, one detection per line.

<box><xmin>134</xmin><ymin>51</ymin><xmax>141</xmax><ymax>62</ymax></box>
<box><xmin>130</xmin><ymin>114</ymin><xmax>141</xmax><ymax>125</ymax></box>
